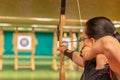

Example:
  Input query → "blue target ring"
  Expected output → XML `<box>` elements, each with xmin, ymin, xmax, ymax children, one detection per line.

<box><xmin>20</xmin><ymin>38</ymin><xmax>29</xmax><ymax>47</ymax></box>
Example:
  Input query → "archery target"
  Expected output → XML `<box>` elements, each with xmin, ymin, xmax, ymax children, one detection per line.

<box><xmin>17</xmin><ymin>36</ymin><xmax>32</xmax><ymax>50</ymax></box>
<box><xmin>62</xmin><ymin>38</ymin><xmax>71</xmax><ymax>50</ymax></box>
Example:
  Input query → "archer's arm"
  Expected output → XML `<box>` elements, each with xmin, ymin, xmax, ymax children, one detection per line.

<box><xmin>58</xmin><ymin>46</ymin><xmax>84</xmax><ymax>67</ymax></box>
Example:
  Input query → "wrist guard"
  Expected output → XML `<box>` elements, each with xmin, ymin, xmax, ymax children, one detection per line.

<box><xmin>64</xmin><ymin>49</ymin><xmax>74</xmax><ymax>60</ymax></box>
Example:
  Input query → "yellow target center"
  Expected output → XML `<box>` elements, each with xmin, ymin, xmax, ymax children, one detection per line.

<box><xmin>22</xmin><ymin>40</ymin><xmax>27</xmax><ymax>45</ymax></box>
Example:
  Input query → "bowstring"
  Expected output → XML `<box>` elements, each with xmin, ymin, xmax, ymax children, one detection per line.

<box><xmin>76</xmin><ymin>0</ymin><xmax>83</xmax><ymax>32</ymax></box>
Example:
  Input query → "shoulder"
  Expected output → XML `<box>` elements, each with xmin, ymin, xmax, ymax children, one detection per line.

<box><xmin>99</xmin><ymin>36</ymin><xmax>120</xmax><ymax>51</ymax></box>
<box><xmin>99</xmin><ymin>36</ymin><xmax>115</xmax><ymax>42</ymax></box>
<box><xmin>92</xmin><ymin>36</ymin><xmax>115</xmax><ymax>50</ymax></box>
<box><xmin>98</xmin><ymin>36</ymin><xmax>118</xmax><ymax>45</ymax></box>
<box><xmin>95</xmin><ymin>36</ymin><xmax>118</xmax><ymax>51</ymax></box>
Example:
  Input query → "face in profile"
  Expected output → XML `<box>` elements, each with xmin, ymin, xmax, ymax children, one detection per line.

<box><xmin>81</xmin><ymin>27</ymin><xmax>96</xmax><ymax>47</ymax></box>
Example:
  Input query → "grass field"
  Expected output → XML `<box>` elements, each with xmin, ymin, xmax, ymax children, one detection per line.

<box><xmin>0</xmin><ymin>55</ymin><xmax>83</xmax><ymax>80</ymax></box>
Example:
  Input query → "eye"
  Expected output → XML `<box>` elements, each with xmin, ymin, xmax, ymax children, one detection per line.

<box><xmin>78</xmin><ymin>37</ymin><xmax>89</xmax><ymax>42</ymax></box>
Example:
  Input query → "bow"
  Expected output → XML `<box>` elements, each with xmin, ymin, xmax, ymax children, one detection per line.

<box><xmin>58</xmin><ymin>0</ymin><xmax>66</xmax><ymax>80</ymax></box>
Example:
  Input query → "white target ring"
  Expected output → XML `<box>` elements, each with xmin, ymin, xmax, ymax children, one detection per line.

<box><xmin>17</xmin><ymin>36</ymin><xmax>32</xmax><ymax>50</ymax></box>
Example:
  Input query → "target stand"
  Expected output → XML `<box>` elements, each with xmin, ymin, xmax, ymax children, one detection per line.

<box><xmin>0</xmin><ymin>27</ymin><xmax>4</xmax><ymax>70</ymax></box>
<box><xmin>13</xmin><ymin>27</ymin><xmax>37</xmax><ymax>70</ymax></box>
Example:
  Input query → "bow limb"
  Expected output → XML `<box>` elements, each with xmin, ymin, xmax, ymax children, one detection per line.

<box><xmin>59</xmin><ymin>15</ymin><xmax>66</xmax><ymax>80</ymax></box>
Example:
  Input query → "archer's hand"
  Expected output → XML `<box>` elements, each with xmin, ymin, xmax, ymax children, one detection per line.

<box><xmin>58</xmin><ymin>44</ymin><xmax>68</xmax><ymax>53</ymax></box>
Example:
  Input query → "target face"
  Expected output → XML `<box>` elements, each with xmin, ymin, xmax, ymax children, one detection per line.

<box><xmin>20</xmin><ymin>38</ymin><xmax>29</xmax><ymax>47</ymax></box>
<box><xmin>62</xmin><ymin>38</ymin><xmax>71</xmax><ymax>50</ymax></box>
<box><xmin>17</xmin><ymin>36</ymin><xmax>32</xmax><ymax>50</ymax></box>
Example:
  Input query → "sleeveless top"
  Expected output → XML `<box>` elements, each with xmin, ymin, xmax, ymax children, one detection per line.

<box><xmin>80</xmin><ymin>58</ymin><xmax>113</xmax><ymax>80</ymax></box>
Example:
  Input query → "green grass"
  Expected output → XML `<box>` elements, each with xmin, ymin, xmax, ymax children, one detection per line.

<box><xmin>0</xmin><ymin>55</ymin><xmax>83</xmax><ymax>80</ymax></box>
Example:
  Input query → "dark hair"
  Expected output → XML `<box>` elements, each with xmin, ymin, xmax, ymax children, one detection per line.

<box><xmin>85</xmin><ymin>16</ymin><xmax>120</xmax><ymax>42</ymax></box>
